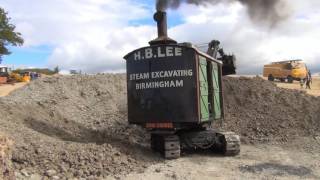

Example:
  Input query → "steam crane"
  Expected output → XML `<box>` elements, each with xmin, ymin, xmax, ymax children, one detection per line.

<box><xmin>124</xmin><ymin>10</ymin><xmax>240</xmax><ymax>159</ymax></box>
<box><xmin>207</xmin><ymin>40</ymin><xmax>237</xmax><ymax>75</ymax></box>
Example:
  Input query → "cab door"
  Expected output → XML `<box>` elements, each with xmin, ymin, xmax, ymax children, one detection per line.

<box><xmin>199</xmin><ymin>56</ymin><xmax>210</xmax><ymax>122</ymax></box>
<box><xmin>211</xmin><ymin>62</ymin><xmax>222</xmax><ymax>119</ymax></box>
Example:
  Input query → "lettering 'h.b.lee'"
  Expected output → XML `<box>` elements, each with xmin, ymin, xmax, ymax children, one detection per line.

<box><xmin>134</xmin><ymin>46</ymin><xmax>182</xmax><ymax>61</ymax></box>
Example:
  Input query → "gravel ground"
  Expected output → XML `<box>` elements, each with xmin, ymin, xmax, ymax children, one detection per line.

<box><xmin>0</xmin><ymin>74</ymin><xmax>319</xmax><ymax>179</ymax></box>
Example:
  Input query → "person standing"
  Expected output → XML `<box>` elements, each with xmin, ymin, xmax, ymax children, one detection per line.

<box><xmin>306</xmin><ymin>71</ymin><xmax>312</xmax><ymax>89</ymax></box>
<box><xmin>300</xmin><ymin>79</ymin><xmax>305</xmax><ymax>89</ymax></box>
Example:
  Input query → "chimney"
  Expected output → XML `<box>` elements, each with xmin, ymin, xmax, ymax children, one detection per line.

<box><xmin>149</xmin><ymin>11</ymin><xmax>177</xmax><ymax>45</ymax></box>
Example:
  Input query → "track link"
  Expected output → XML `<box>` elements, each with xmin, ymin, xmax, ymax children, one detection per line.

<box><xmin>151</xmin><ymin>134</ymin><xmax>180</xmax><ymax>159</ymax></box>
<box><xmin>151</xmin><ymin>131</ymin><xmax>240</xmax><ymax>159</ymax></box>
<box><xmin>217</xmin><ymin>131</ymin><xmax>241</xmax><ymax>156</ymax></box>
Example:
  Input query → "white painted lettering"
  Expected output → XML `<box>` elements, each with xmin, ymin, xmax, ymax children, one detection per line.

<box><xmin>175</xmin><ymin>47</ymin><xmax>182</xmax><ymax>56</ymax></box>
<box><xmin>166</xmin><ymin>46</ymin><xmax>173</xmax><ymax>56</ymax></box>
<box><xmin>145</xmin><ymin>48</ymin><xmax>153</xmax><ymax>59</ymax></box>
<box><xmin>157</xmin><ymin>47</ymin><xmax>165</xmax><ymax>57</ymax></box>
<box><xmin>176</xmin><ymin>80</ymin><xmax>183</xmax><ymax>87</ymax></box>
<box><xmin>134</xmin><ymin>51</ymin><xmax>141</xmax><ymax>61</ymax></box>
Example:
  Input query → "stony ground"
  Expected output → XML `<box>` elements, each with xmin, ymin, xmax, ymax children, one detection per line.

<box><xmin>122</xmin><ymin>139</ymin><xmax>320</xmax><ymax>180</ymax></box>
<box><xmin>0</xmin><ymin>74</ymin><xmax>319</xmax><ymax>179</ymax></box>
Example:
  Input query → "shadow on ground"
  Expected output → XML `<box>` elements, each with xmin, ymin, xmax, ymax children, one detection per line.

<box><xmin>23</xmin><ymin>117</ymin><xmax>162</xmax><ymax>162</ymax></box>
<box><xmin>239</xmin><ymin>162</ymin><xmax>316</xmax><ymax>178</ymax></box>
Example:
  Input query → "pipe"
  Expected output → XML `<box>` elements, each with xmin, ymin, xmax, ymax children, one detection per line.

<box><xmin>149</xmin><ymin>11</ymin><xmax>177</xmax><ymax>45</ymax></box>
<box><xmin>155</xmin><ymin>11</ymin><xmax>168</xmax><ymax>39</ymax></box>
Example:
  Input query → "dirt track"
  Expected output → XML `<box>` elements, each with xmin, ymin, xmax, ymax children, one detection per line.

<box><xmin>0</xmin><ymin>74</ymin><xmax>319</xmax><ymax>179</ymax></box>
<box><xmin>275</xmin><ymin>77</ymin><xmax>320</xmax><ymax>97</ymax></box>
<box><xmin>122</xmin><ymin>140</ymin><xmax>320</xmax><ymax>180</ymax></box>
<box><xmin>0</xmin><ymin>82</ymin><xmax>27</xmax><ymax>97</ymax></box>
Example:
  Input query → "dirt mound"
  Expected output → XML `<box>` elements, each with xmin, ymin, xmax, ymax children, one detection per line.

<box><xmin>0</xmin><ymin>74</ymin><xmax>159</xmax><ymax>179</ymax></box>
<box><xmin>222</xmin><ymin>76</ymin><xmax>320</xmax><ymax>144</ymax></box>
<box><xmin>0</xmin><ymin>74</ymin><xmax>319</xmax><ymax>178</ymax></box>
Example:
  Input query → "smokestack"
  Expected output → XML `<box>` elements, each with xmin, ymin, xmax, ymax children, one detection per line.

<box><xmin>149</xmin><ymin>11</ymin><xmax>177</xmax><ymax>45</ymax></box>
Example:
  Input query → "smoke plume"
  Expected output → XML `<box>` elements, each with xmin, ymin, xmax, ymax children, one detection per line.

<box><xmin>156</xmin><ymin>0</ymin><xmax>291</xmax><ymax>26</ymax></box>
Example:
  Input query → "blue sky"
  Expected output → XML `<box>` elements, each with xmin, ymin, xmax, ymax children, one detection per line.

<box><xmin>3</xmin><ymin>46</ymin><xmax>52</xmax><ymax>68</ymax></box>
<box><xmin>0</xmin><ymin>0</ymin><xmax>319</xmax><ymax>74</ymax></box>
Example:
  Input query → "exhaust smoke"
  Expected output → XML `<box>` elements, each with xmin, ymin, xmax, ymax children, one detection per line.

<box><xmin>156</xmin><ymin>0</ymin><xmax>291</xmax><ymax>26</ymax></box>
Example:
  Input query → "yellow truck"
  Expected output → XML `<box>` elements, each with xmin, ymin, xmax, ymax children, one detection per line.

<box><xmin>263</xmin><ymin>60</ymin><xmax>308</xmax><ymax>83</ymax></box>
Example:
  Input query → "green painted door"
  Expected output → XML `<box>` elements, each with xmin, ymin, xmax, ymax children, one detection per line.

<box><xmin>212</xmin><ymin>63</ymin><xmax>222</xmax><ymax>119</ymax></box>
<box><xmin>199</xmin><ymin>56</ymin><xmax>209</xmax><ymax>122</ymax></box>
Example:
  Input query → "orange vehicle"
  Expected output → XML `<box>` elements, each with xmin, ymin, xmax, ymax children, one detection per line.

<box><xmin>0</xmin><ymin>66</ymin><xmax>10</xmax><ymax>84</ymax></box>
<box><xmin>263</xmin><ymin>60</ymin><xmax>308</xmax><ymax>83</ymax></box>
<box><xmin>0</xmin><ymin>66</ymin><xmax>31</xmax><ymax>84</ymax></box>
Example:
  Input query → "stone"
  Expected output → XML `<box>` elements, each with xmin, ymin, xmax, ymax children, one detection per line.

<box><xmin>20</xmin><ymin>169</ymin><xmax>30</xmax><ymax>177</ymax></box>
<box><xmin>52</xmin><ymin>175</ymin><xmax>60</xmax><ymax>180</ymax></box>
<box><xmin>29</xmin><ymin>174</ymin><xmax>42</xmax><ymax>180</ymax></box>
<box><xmin>155</xmin><ymin>168</ymin><xmax>161</xmax><ymax>173</ymax></box>
<box><xmin>45</xmin><ymin>169</ymin><xmax>57</xmax><ymax>177</ymax></box>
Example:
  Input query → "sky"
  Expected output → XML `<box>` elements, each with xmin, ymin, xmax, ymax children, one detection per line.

<box><xmin>0</xmin><ymin>0</ymin><xmax>319</xmax><ymax>74</ymax></box>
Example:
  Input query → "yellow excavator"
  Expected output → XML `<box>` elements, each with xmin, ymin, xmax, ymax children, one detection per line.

<box><xmin>0</xmin><ymin>66</ymin><xmax>31</xmax><ymax>84</ymax></box>
<box><xmin>11</xmin><ymin>71</ymin><xmax>31</xmax><ymax>82</ymax></box>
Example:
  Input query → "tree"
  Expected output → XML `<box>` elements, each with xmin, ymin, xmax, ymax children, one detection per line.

<box><xmin>53</xmin><ymin>66</ymin><xmax>60</xmax><ymax>74</ymax></box>
<box><xmin>0</xmin><ymin>7</ymin><xmax>24</xmax><ymax>60</ymax></box>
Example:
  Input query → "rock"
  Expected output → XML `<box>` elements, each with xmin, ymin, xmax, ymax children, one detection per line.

<box><xmin>29</xmin><ymin>174</ymin><xmax>42</xmax><ymax>180</ymax></box>
<box><xmin>52</xmin><ymin>175</ymin><xmax>60</xmax><ymax>180</ymax></box>
<box><xmin>155</xmin><ymin>168</ymin><xmax>161</xmax><ymax>173</ymax></box>
<box><xmin>45</xmin><ymin>169</ymin><xmax>57</xmax><ymax>177</ymax></box>
<box><xmin>75</xmin><ymin>170</ymin><xmax>84</xmax><ymax>177</ymax></box>
<box><xmin>171</xmin><ymin>173</ymin><xmax>177</xmax><ymax>179</ymax></box>
<box><xmin>15</xmin><ymin>172</ymin><xmax>24</xmax><ymax>179</ymax></box>
<box><xmin>20</xmin><ymin>169</ymin><xmax>30</xmax><ymax>177</ymax></box>
<box><xmin>59</xmin><ymin>165</ymin><xmax>68</xmax><ymax>172</ymax></box>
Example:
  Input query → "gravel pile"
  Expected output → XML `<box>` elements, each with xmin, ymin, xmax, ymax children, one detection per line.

<box><xmin>0</xmin><ymin>74</ymin><xmax>158</xmax><ymax>179</ymax></box>
<box><xmin>0</xmin><ymin>74</ymin><xmax>319</xmax><ymax>179</ymax></box>
<box><xmin>223</xmin><ymin>76</ymin><xmax>320</xmax><ymax>144</ymax></box>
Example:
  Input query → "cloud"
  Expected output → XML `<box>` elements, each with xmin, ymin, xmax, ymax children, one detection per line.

<box><xmin>1</xmin><ymin>0</ymin><xmax>155</xmax><ymax>73</ymax></box>
<box><xmin>1</xmin><ymin>0</ymin><xmax>320</xmax><ymax>74</ymax></box>
<box><xmin>170</xmin><ymin>1</ymin><xmax>320</xmax><ymax>74</ymax></box>
<box><xmin>48</xmin><ymin>25</ymin><xmax>155</xmax><ymax>73</ymax></box>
